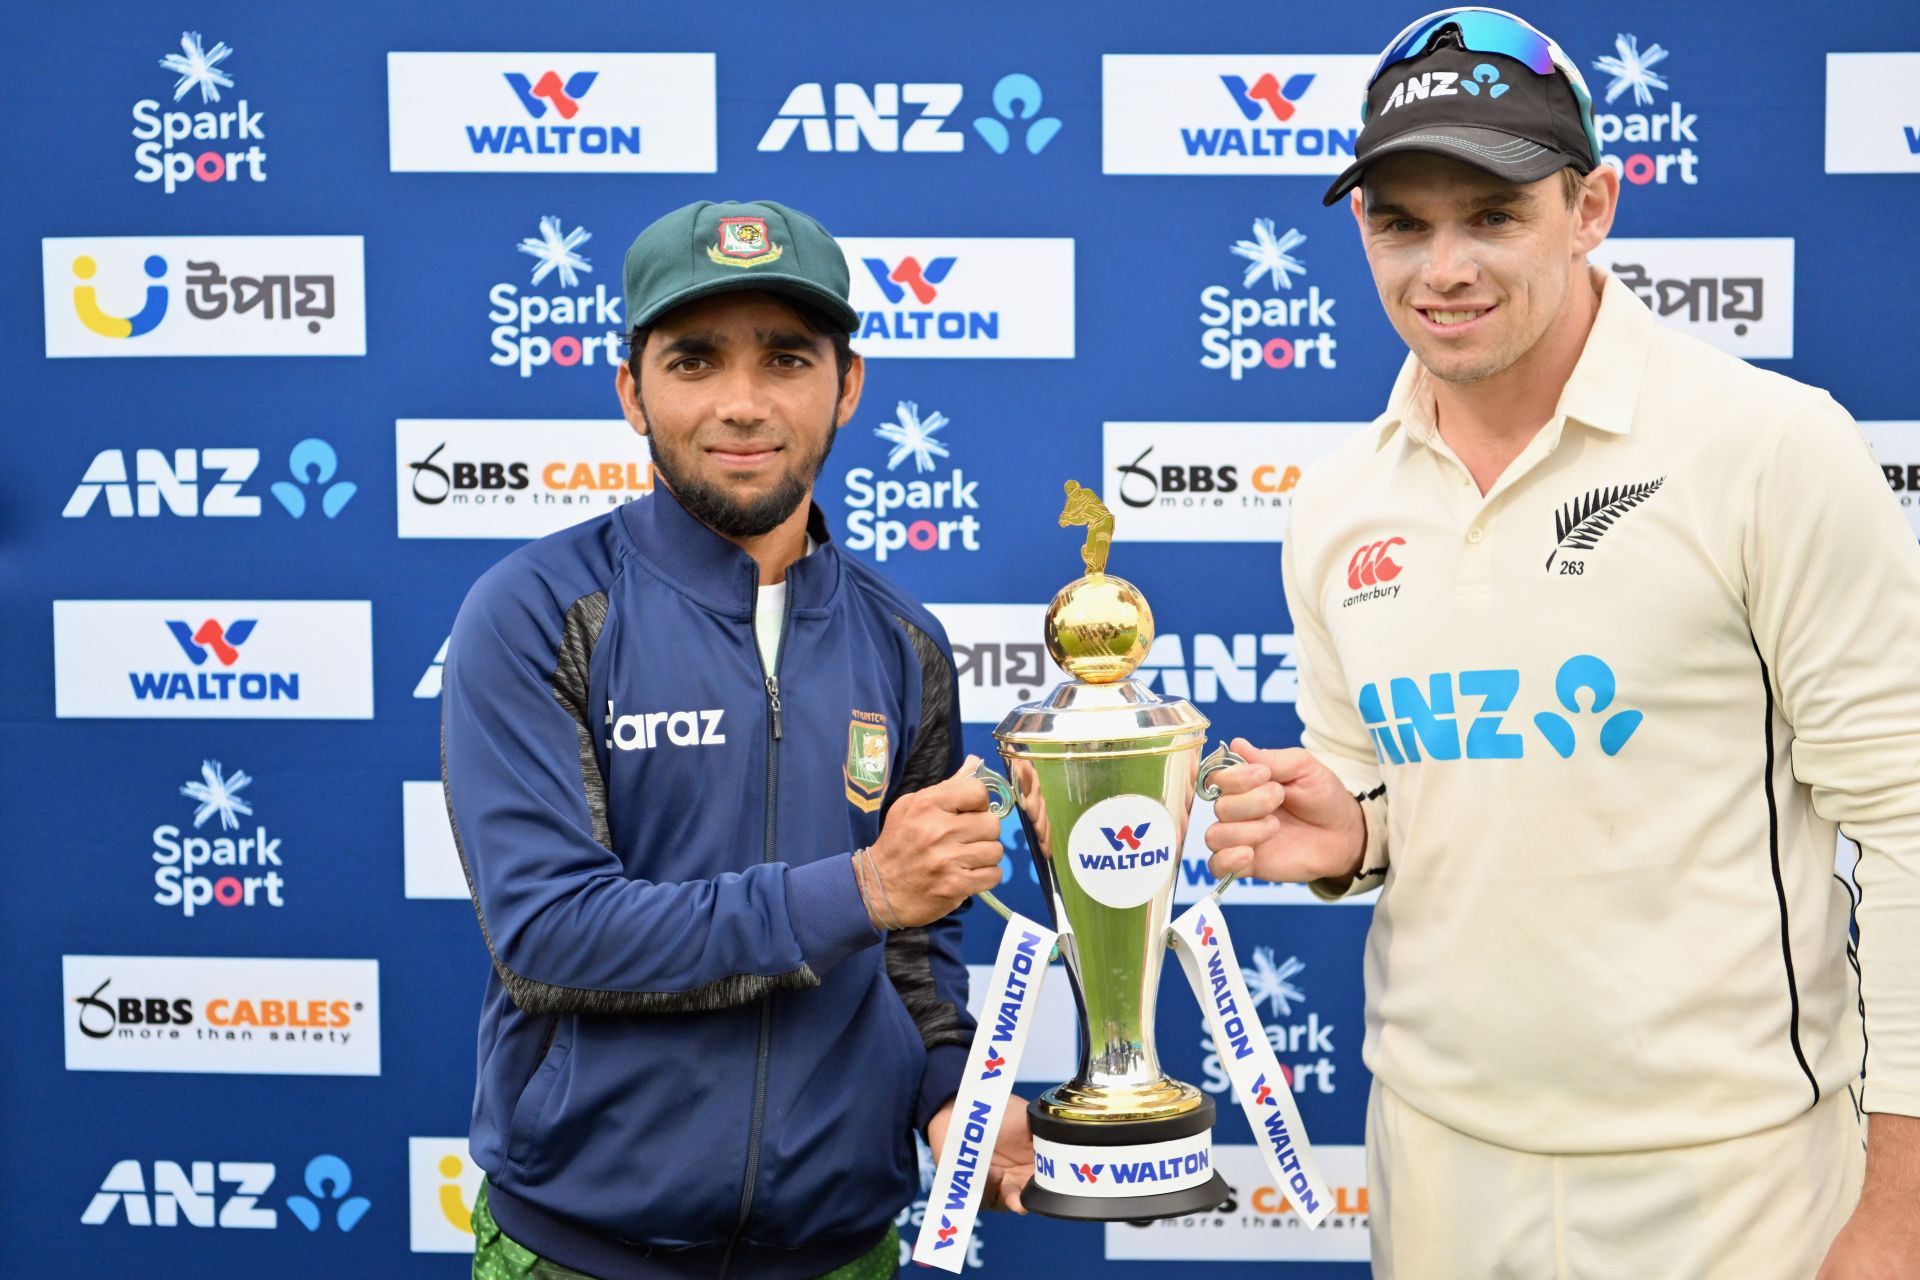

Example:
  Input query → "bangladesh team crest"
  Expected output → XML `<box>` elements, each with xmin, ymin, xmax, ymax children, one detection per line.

<box><xmin>708</xmin><ymin>216</ymin><xmax>783</xmax><ymax>267</ymax></box>
<box><xmin>845</xmin><ymin>710</ymin><xmax>889</xmax><ymax>812</ymax></box>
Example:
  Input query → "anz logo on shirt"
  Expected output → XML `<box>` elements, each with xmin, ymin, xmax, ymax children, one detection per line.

<box><xmin>1357</xmin><ymin>654</ymin><xmax>1644</xmax><ymax>764</ymax></box>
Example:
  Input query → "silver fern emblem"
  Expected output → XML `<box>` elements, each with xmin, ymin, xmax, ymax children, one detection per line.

<box><xmin>1546</xmin><ymin>478</ymin><xmax>1665</xmax><ymax>569</ymax></box>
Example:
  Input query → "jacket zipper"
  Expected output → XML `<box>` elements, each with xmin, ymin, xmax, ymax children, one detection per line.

<box><xmin>720</xmin><ymin>569</ymin><xmax>793</xmax><ymax>1277</ymax></box>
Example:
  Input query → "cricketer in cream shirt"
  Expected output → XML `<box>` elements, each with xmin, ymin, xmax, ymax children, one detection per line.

<box><xmin>1286</xmin><ymin>266</ymin><xmax>1920</xmax><ymax>1154</ymax></box>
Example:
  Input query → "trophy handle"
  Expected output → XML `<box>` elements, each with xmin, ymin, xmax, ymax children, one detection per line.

<box><xmin>1195</xmin><ymin>742</ymin><xmax>1248</xmax><ymax>905</ymax></box>
<box><xmin>969</xmin><ymin>760</ymin><xmax>1018</xmax><ymax>924</ymax></box>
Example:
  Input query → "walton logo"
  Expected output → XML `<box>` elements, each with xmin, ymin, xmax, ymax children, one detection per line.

<box><xmin>1591</xmin><ymin>34</ymin><xmax>1699</xmax><ymax>186</ymax></box>
<box><xmin>170</xmin><ymin>620</ymin><xmax>254</xmax><ymax>667</ymax></box>
<box><xmin>604</xmin><ymin>702</ymin><xmax>727</xmax><ymax>751</ymax></box>
<box><xmin>66</xmin><ymin>439</ymin><xmax>355</xmax><ymax>520</ymax></box>
<box><xmin>1179</xmin><ymin>66</ymin><xmax>1356</xmax><ymax>158</ymax></box>
<box><xmin>468</xmin><ymin>71</ymin><xmax>636</xmax><ymax>156</ymax></box>
<box><xmin>1201</xmin><ymin>220</ymin><xmax>1338</xmax><ymax>379</ymax></box>
<box><xmin>1358</xmin><ymin>654</ymin><xmax>1646</xmax><ymax>764</ymax></box>
<box><xmin>1221</xmin><ymin>73</ymin><xmax>1315</xmax><ymax>122</ymax></box>
<box><xmin>73</xmin><ymin>254</ymin><xmax>169</xmax><ymax>337</ymax></box>
<box><xmin>864</xmin><ymin>256</ymin><xmax>955</xmax><ymax>306</ymax></box>
<box><xmin>1078</xmin><ymin>819</ymin><xmax>1170</xmax><ymax>872</ymax></box>
<box><xmin>854</xmin><ymin>257</ymin><xmax>996</xmax><ymax>342</ymax></box>
<box><xmin>1072</xmin><ymin>1163</ymin><xmax>1102</xmax><ymax>1183</ymax></box>
<box><xmin>134</xmin><ymin>32</ymin><xmax>267</xmax><ymax>194</ymax></box>
<box><xmin>505</xmin><ymin>71</ymin><xmax>596</xmax><ymax>119</ymax></box>
<box><xmin>135</xmin><ymin>619</ymin><xmax>301</xmax><ymax>704</ymax></box>
<box><xmin>758</xmin><ymin>74</ymin><xmax>1059</xmax><ymax>155</ymax></box>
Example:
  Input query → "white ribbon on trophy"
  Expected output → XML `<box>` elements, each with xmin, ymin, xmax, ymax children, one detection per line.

<box><xmin>1169</xmin><ymin>900</ymin><xmax>1333</xmax><ymax>1228</ymax></box>
<box><xmin>911</xmin><ymin>912</ymin><xmax>1059</xmax><ymax>1272</ymax></box>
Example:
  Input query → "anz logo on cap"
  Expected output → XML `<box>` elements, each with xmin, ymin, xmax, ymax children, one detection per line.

<box><xmin>1377</xmin><ymin>63</ymin><xmax>1507</xmax><ymax>117</ymax></box>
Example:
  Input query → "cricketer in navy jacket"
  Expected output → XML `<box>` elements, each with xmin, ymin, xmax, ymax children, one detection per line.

<box><xmin>441</xmin><ymin>481</ymin><xmax>974</xmax><ymax>1278</ymax></box>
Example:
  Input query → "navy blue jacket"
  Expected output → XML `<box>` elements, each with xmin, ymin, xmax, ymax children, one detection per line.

<box><xmin>441</xmin><ymin>484</ymin><xmax>973</xmax><ymax>1279</ymax></box>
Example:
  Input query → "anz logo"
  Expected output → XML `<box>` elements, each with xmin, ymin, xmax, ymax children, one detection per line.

<box><xmin>1358</xmin><ymin>654</ymin><xmax>1644</xmax><ymax>764</ymax></box>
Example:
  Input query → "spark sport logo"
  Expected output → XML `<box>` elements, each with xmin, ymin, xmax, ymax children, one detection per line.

<box><xmin>1360</xmin><ymin>654</ymin><xmax>1648</xmax><ymax>764</ymax></box>
<box><xmin>842</xmin><ymin>400</ymin><xmax>983</xmax><ymax>563</ymax></box>
<box><xmin>134</xmin><ymin>32</ymin><xmax>267</xmax><ymax>194</ymax></box>
<box><xmin>488</xmin><ymin>217</ymin><xmax>625</xmax><ymax>378</ymax></box>
<box><xmin>1590</xmin><ymin>33</ymin><xmax>1701</xmax><ymax>187</ymax></box>
<box><xmin>150</xmin><ymin>761</ymin><xmax>289</xmax><ymax>918</ymax></box>
<box><xmin>1200</xmin><ymin>218</ymin><xmax>1338</xmax><ymax>380</ymax></box>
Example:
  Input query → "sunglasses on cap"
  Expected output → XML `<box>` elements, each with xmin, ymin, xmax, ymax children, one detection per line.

<box><xmin>1366</xmin><ymin>6</ymin><xmax>1604</xmax><ymax>162</ymax></box>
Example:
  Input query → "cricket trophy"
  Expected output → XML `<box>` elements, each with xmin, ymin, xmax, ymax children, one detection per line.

<box><xmin>914</xmin><ymin>483</ymin><xmax>1329</xmax><ymax>1264</ymax></box>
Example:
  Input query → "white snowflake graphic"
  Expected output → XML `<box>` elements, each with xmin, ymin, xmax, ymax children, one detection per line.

<box><xmin>874</xmin><ymin>401</ymin><xmax>951</xmax><ymax>474</ymax></box>
<box><xmin>1230</xmin><ymin>219</ymin><xmax>1308</xmax><ymax>291</ymax></box>
<box><xmin>517</xmin><ymin>216</ymin><xmax>594</xmax><ymax>288</ymax></box>
<box><xmin>1593</xmin><ymin>34</ymin><xmax>1669</xmax><ymax>108</ymax></box>
<box><xmin>180</xmin><ymin>760</ymin><xmax>254</xmax><ymax>832</ymax></box>
<box><xmin>1241</xmin><ymin>947</ymin><xmax>1306</xmax><ymax>1018</ymax></box>
<box><xmin>161</xmin><ymin>32</ymin><xmax>235</xmax><ymax>105</ymax></box>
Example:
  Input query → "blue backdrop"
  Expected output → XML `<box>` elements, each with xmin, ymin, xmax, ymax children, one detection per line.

<box><xmin>7</xmin><ymin>1</ymin><xmax>1919</xmax><ymax>1274</ymax></box>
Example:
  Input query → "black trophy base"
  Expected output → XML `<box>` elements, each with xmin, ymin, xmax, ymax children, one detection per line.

<box><xmin>1021</xmin><ymin>1171</ymin><xmax>1232</xmax><ymax>1222</ymax></box>
<box><xmin>1022</xmin><ymin>1095</ymin><xmax>1232</xmax><ymax>1223</ymax></box>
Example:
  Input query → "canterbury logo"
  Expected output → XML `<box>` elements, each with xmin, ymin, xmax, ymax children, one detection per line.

<box><xmin>1101</xmin><ymin>823</ymin><xmax>1150</xmax><ymax>851</ymax></box>
<box><xmin>1347</xmin><ymin>537</ymin><xmax>1406</xmax><ymax>589</ymax></box>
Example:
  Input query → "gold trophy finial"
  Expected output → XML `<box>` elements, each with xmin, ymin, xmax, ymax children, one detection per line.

<box><xmin>1046</xmin><ymin>480</ymin><xmax>1154</xmax><ymax>685</ymax></box>
<box><xmin>1059</xmin><ymin>480</ymin><xmax>1113</xmax><ymax>576</ymax></box>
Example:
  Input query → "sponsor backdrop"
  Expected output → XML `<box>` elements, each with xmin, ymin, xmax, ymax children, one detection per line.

<box><xmin>5</xmin><ymin>1</ymin><xmax>1916</xmax><ymax>1274</ymax></box>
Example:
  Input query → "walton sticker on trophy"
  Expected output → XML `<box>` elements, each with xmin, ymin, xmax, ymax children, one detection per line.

<box><xmin>914</xmin><ymin>483</ymin><xmax>1330</xmax><ymax>1269</ymax></box>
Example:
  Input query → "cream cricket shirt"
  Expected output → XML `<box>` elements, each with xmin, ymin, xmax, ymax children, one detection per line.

<box><xmin>1287</xmin><ymin>267</ymin><xmax>1920</xmax><ymax>1154</ymax></box>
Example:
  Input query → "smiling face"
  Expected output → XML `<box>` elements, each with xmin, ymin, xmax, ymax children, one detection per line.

<box><xmin>616</xmin><ymin>290</ymin><xmax>863</xmax><ymax>540</ymax></box>
<box><xmin>1352</xmin><ymin>152</ymin><xmax>1615</xmax><ymax>387</ymax></box>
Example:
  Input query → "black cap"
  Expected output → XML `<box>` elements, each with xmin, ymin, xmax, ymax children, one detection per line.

<box><xmin>1321</xmin><ymin>41</ymin><xmax>1595</xmax><ymax>206</ymax></box>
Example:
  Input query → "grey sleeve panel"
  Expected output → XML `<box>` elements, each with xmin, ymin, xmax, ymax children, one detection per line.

<box><xmin>549</xmin><ymin>590</ymin><xmax>612</xmax><ymax>850</ymax></box>
<box><xmin>447</xmin><ymin>590</ymin><xmax>821</xmax><ymax>1016</ymax></box>
<box><xmin>883</xmin><ymin>614</ymin><xmax>972</xmax><ymax>1051</ymax></box>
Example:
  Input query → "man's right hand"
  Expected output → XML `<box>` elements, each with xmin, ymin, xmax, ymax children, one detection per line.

<box><xmin>1204</xmin><ymin>737</ymin><xmax>1366</xmax><ymax>886</ymax></box>
<box><xmin>864</xmin><ymin>756</ymin><xmax>1005</xmax><ymax>928</ymax></box>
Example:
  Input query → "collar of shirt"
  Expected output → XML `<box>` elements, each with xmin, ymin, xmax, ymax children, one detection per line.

<box><xmin>1372</xmin><ymin>266</ymin><xmax>1657</xmax><ymax>453</ymax></box>
<box><xmin>621</xmin><ymin>482</ymin><xmax>839</xmax><ymax>620</ymax></box>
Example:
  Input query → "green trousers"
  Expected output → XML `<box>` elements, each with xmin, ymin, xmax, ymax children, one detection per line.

<box><xmin>471</xmin><ymin>1180</ymin><xmax>900</xmax><ymax>1280</ymax></box>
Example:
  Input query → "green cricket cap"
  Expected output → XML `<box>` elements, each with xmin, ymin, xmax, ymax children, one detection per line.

<box><xmin>622</xmin><ymin>200</ymin><xmax>859</xmax><ymax>335</ymax></box>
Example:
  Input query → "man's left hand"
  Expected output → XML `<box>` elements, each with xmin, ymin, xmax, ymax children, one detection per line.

<box><xmin>927</xmin><ymin>1096</ymin><xmax>1034</xmax><ymax>1214</ymax></box>
<box><xmin>1816</xmin><ymin>1200</ymin><xmax>1920</xmax><ymax>1278</ymax></box>
<box><xmin>1817</xmin><ymin>1112</ymin><xmax>1920</xmax><ymax>1279</ymax></box>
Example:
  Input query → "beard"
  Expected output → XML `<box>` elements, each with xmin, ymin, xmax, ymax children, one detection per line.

<box><xmin>641</xmin><ymin>407</ymin><xmax>839</xmax><ymax>540</ymax></box>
